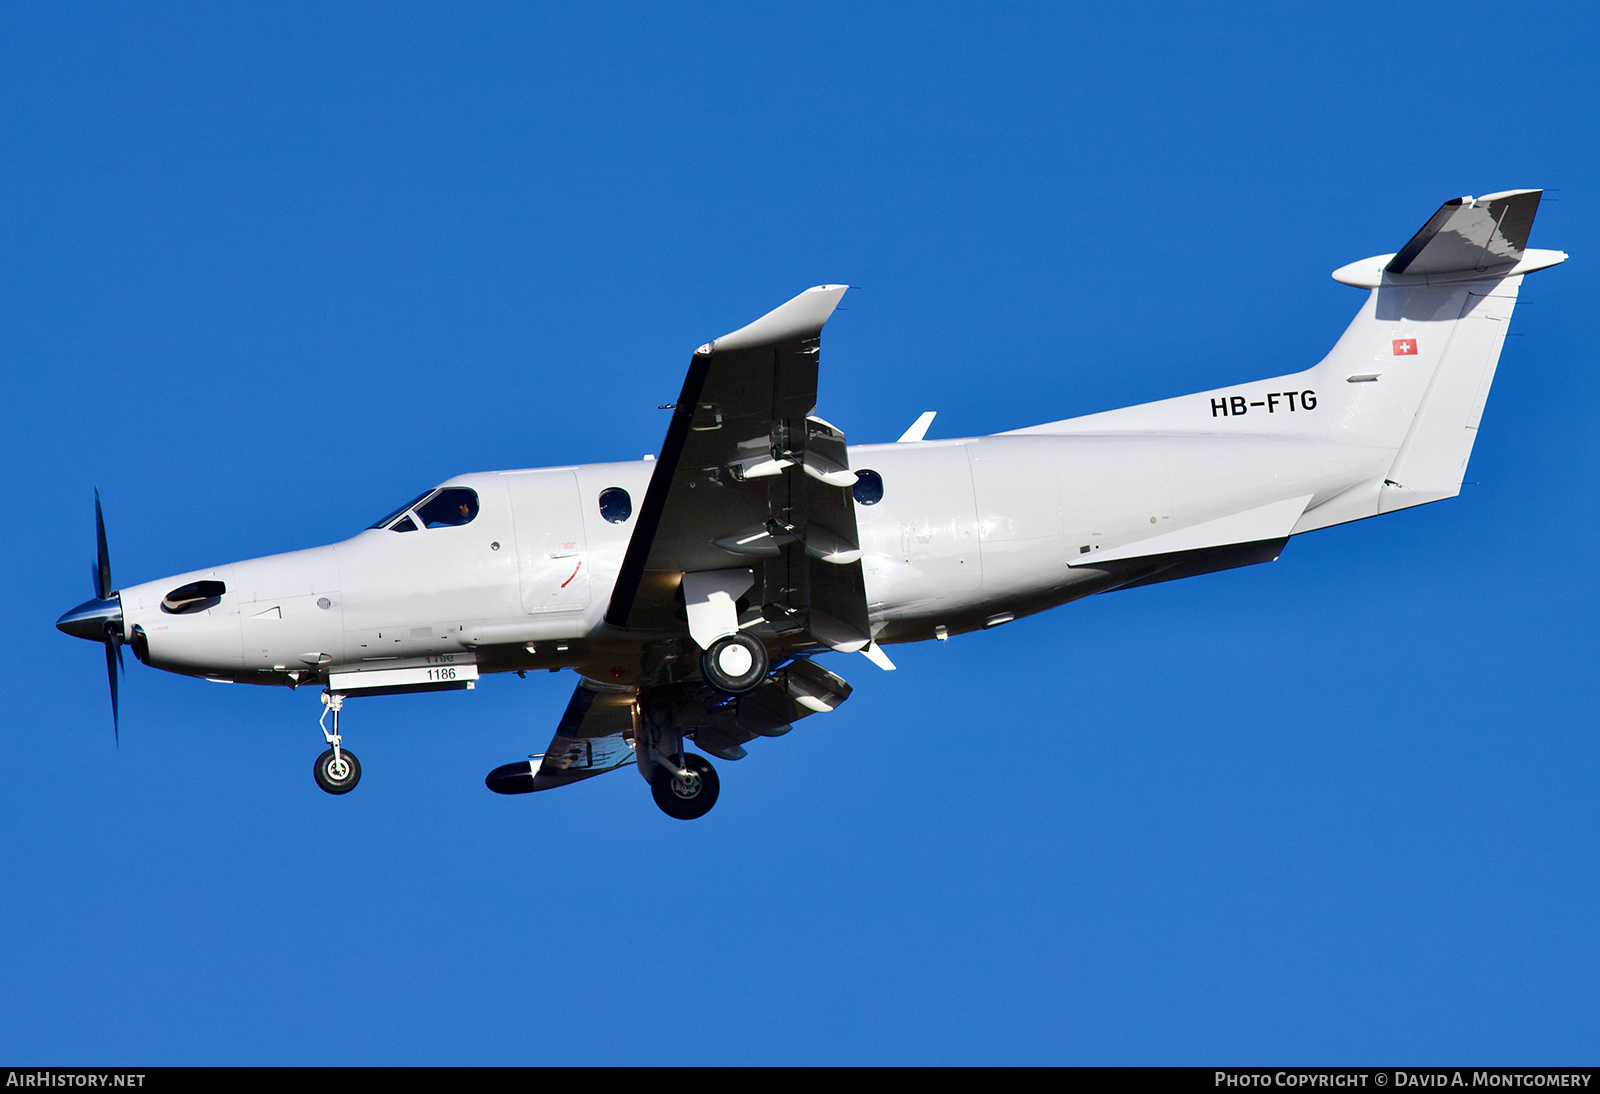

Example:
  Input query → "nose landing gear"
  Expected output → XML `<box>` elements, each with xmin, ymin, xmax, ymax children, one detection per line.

<box><xmin>314</xmin><ymin>690</ymin><xmax>361</xmax><ymax>795</ymax></box>
<box><xmin>314</xmin><ymin>746</ymin><xmax>361</xmax><ymax>794</ymax></box>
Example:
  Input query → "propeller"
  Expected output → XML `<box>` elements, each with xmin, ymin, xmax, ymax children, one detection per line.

<box><xmin>57</xmin><ymin>489</ymin><xmax>126</xmax><ymax>744</ymax></box>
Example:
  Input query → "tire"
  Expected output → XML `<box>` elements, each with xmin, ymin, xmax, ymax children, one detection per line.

<box><xmin>314</xmin><ymin>747</ymin><xmax>362</xmax><ymax>795</ymax></box>
<box><xmin>699</xmin><ymin>632</ymin><xmax>768</xmax><ymax>695</ymax></box>
<box><xmin>650</xmin><ymin>753</ymin><xmax>720</xmax><ymax>820</ymax></box>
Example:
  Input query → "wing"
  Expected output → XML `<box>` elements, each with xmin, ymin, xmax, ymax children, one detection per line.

<box><xmin>485</xmin><ymin>657</ymin><xmax>856</xmax><ymax>793</ymax></box>
<box><xmin>484</xmin><ymin>680</ymin><xmax>636</xmax><ymax>793</ymax></box>
<box><xmin>604</xmin><ymin>285</ymin><xmax>870</xmax><ymax>662</ymax></box>
<box><xmin>489</xmin><ymin>289</ymin><xmax>871</xmax><ymax>796</ymax></box>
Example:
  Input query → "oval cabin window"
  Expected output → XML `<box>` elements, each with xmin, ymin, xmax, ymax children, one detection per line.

<box><xmin>851</xmin><ymin>469</ymin><xmax>884</xmax><ymax>506</ymax></box>
<box><xmin>599</xmin><ymin>487</ymin><xmax>633</xmax><ymax>524</ymax></box>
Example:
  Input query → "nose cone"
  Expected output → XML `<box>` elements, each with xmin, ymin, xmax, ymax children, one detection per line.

<box><xmin>56</xmin><ymin>595</ymin><xmax>123</xmax><ymax>642</ymax></box>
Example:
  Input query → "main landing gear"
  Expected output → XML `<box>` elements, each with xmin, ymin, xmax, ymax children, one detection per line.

<box><xmin>314</xmin><ymin>690</ymin><xmax>361</xmax><ymax>795</ymax></box>
<box><xmin>650</xmin><ymin>753</ymin><xmax>719</xmax><ymax>820</ymax></box>
<box><xmin>635</xmin><ymin>691</ymin><xmax>722</xmax><ymax>820</ymax></box>
<box><xmin>700</xmin><ymin>631</ymin><xmax>768</xmax><ymax>695</ymax></box>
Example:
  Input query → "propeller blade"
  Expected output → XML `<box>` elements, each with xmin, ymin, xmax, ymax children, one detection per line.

<box><xmin>94</xmin><ymin>489</ymin><xmax>112</xmax><ymax>601</ymax></box>
<box><xmin>105</xmin><ymin>631</ymin><xmax>120</xmax><ymax>746</ymax></box>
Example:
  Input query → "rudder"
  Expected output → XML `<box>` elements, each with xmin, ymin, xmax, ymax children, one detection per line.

<box><xmin>1377</xmin><ymin>277</ymin><xmax>1520</xmax><ymax>512</ymax></box>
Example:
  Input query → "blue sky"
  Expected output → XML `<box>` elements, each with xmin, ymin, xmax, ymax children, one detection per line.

<box><xmin>4</xmin><ymin>1</ymin><xmax>1598</xmax><ymax>1064</ymax></box>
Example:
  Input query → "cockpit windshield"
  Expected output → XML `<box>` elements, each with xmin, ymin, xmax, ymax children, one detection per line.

<box><xmin>368</xmin><ymin>488</ymin><xmax>480</xmax><ymax>532</ymax></box>
<box><xmin>369</xmin><ymin>492</ymin><xmax>434</xmax><ymax>530</ymax></box>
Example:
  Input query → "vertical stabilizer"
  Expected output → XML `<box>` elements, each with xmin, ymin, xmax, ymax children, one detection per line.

<box><xmin>1311</xmin><ymin>190</ymin><xmax>1563</xmax><ymax>519</ymax></box>
<box><xmin>1377</xmin><ymin>277</ymin><xmax>1520</xmax><ymax>512</ymax></box>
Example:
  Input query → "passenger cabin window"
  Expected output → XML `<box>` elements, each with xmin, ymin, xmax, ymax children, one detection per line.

<box><xmin>599</xmin><ymin>487</ymin><xmax>632</xmax><ymax>524</ymax></box>
<box><xmin>371</xmin><ymin>487</ymin><xmax>480</xmax><ymax>532</ymax></box>
<box><xmin>852</xmin><ymin>469</ymin><xmax>884</xmax><ymax>506</ymax></box>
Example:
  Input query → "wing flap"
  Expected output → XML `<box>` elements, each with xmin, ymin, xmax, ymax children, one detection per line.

<box><xmin>692</xmin><ymin>657</ymin><xmax>854</xmax><ymax>759</ymax></box>
<box><xmin>488</xmin><ymin>658</ymin><xmax>857</xmax><ymax>794</ymax></box>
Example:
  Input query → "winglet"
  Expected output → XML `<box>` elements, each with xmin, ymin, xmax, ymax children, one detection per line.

<box><xmin>702</xmin><ymin>285</ymin><xmax>848</xmax><ymax>354</ymax></box>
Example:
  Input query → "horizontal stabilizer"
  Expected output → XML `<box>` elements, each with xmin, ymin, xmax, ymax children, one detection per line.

<box><xmin>1388</xmin><ymin>190</ymin><xmax>1540</xmax><ymax>276</ymax></box>
<box><xmin>1332</xmin><ymin>191</ymin><xmax>1567</xmax><ymax>288</ymax></box>
<box><xmin>1069</xmin><ymin>494</ymin><xmax>1313</xmax><ymax>567</ymax></box>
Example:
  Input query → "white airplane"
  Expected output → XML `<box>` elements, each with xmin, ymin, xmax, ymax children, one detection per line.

<box><xmin>58</xmin><ymin>190</ymin><xmax>1566</xmax><ymax>819</ymax></box>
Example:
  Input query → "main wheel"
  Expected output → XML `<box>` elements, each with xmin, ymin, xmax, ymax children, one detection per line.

<box><xmin>700</xmin><ymin>632</ymin><xmax>768</xmax><ymax>695</ymax></box>
<box><xmin>314</xmin><ymin>747</ymin><xmax>362</xmax><ymax>795</ymax></box>
<box><xmin>650</xmin><ymin>753</ymin><xmax>720</xmax><ymax>820</ymax></box>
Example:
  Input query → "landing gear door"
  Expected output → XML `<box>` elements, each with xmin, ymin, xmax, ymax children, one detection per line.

<box><xmin>508</xmin><ymin>470</ymin><xmax>592</xmax><ymax>615</ymax></box>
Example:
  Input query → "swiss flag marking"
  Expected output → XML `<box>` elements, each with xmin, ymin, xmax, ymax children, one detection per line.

<box><xmin>1392</xmin><ymin>338</ymin><xmax>1418</xmax><ymax>356</ymax></box>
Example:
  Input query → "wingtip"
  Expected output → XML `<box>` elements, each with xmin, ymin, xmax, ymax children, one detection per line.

<box><xmin>708</xmin><ymin>284</ymin><xmax>851</xmax><ymax>353</ymax></box>
<box><xmin>485</xmin><ymin>760</ymin><xmax>538</xmax><ymax>794</ymax></box>
<box><xmin>1475</xmin><ymin>188</ymin><xmax>1542</xmax><ymax>203</ymax></box>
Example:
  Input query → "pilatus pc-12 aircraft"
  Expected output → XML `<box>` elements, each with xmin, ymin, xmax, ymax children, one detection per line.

<box><xmin>58</xmin><ymin>190</ymin><xmax>1566</xmax><ymax>818</ymax></box>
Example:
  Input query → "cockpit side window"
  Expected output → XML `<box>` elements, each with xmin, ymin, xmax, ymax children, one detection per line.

<box><xmin>416</xmin><ymin>488</ymin><xmax>480</xmax><ymax>528</ymax></box>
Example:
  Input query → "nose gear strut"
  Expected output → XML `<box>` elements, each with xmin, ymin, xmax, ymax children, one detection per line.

<box><xmin>313</xmin><ymin>690</ymin><xmax>362</xmax><ymax>794</ymax></box>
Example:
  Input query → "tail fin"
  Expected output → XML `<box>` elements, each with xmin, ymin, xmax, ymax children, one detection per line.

<box><xmin>1319</xmin><ymin>190</ymin><xmax>1566</xmax><ymax>515</ymax></box>
<box><xmin>1011</xmin><ymin>190</ymin><xmax>1567</xmax><ymax>533</ymax></box>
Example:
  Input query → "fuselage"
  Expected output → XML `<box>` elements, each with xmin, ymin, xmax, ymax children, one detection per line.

<box><xmin>58</xmin><ymin>192</ymin><xmax>1561</xmax><ymax>814</ymax></box>
<box><xmin>116</xmin><ymin>420</ymin><xmax>1380</xmax><ymax>690</ymax></box>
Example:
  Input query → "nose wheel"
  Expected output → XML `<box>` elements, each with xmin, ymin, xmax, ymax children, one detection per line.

<box><xmin>650</xmin><ymin>753</ymin><xmax>719</xmax><ymax>820</ymax></box>
<box><xmin>314</xmin><ymin>746</ymin><xmax>362</xmax><ymax>794</ymax></box>
<box><xmin>314</xmin><ymin>690</ymin><xmax>362</xmax><ymax>795</ymax></box>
